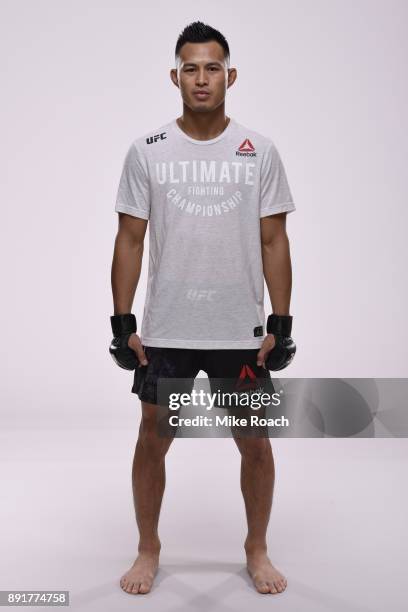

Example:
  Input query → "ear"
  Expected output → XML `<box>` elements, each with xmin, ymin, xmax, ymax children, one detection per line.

<box><xmin>227</xmin><ymin>67</ymin><xmax>237</xmax><ymax>89</ymax></box>
<box><xmin>170</xmin><ymin>69</ymin><xmax>179</xmax><ymax>88</ymax></box>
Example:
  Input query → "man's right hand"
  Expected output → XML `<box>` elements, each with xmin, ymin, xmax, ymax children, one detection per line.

<box><xmin>109</xmin><ymin>313</ymin><xmax>148</xmax><ymax>371</ymax></box>
<box><xmin>128</xmin><ymin>333</ymin><xmax>148</xmax><ymax>367</ymax></box>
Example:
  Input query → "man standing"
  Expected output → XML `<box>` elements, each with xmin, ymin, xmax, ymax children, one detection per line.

<box><xmin>110</xmin><ymin>21</ymin><xmax>296</xmax><ymax>595</ymax></box>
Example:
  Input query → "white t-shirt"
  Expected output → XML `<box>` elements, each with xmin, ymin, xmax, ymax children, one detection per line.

<box><xmin>115</xmin><ymin>117</ymin><xmax>296</xmax><ymax>349</ymax></box>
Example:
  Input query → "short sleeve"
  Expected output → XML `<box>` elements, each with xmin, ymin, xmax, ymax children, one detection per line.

<box><xmin>115</xmin><ymin>144</ymin><xmax>150</xmax><ymax>220</ymax></box>
<box><xmin>259</xmin><ymin>143</ymin><xmax>296</xmax><ymax>218</ymax></box>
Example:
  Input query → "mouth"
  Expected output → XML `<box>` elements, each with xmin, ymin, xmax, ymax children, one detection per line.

<box><xmin>193</xmin><ymin>91</ymin><xmax>211</xmax><ymax>100</ymax></box>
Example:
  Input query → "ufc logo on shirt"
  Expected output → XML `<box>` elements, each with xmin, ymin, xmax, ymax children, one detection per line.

<box><xmin>146</xmin><ymin>132</ymin><xmax>167</xmax><ymax>144</ymax></box>
<box><xmin>186</xmin><ymin>289</ymin><xmax>217</xmax><ymax>302</ymax></box>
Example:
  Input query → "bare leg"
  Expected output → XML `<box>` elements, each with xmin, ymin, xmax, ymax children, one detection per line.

<box><xmin>120</xmin><ymin>401</ymin><xmax>174</xmax><ymax>595</ymax></box>
<box><xmin>234</xmin><ymin>435</ymin><xmax>287</xmax><ymax>594</ymax></box>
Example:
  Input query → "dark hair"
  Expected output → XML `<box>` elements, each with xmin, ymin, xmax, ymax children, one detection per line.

<box><xmin>175</xmin><ymin>21</ymin><xmax>230</xmax><ymax>64</ymax></box>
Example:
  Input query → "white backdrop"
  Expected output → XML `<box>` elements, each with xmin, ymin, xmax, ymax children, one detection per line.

<box><xmin>1</xmin><ymin>3</ymin><xmax>408</xmax><ymax>611</ymax></box>
<box><xmin>2</xmin><ymin>0</ymin><xmax>407</xmax><ymax>428</ymax></box>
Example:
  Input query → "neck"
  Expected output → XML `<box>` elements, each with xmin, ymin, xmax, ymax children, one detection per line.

<box><xmin>177</xmin><ymin>104</ymin><xmax>230</xmax><ymax>141</ymax></box>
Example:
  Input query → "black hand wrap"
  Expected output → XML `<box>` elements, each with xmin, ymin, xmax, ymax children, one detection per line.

<box><xmin>109</xmin><ymin>313</ymin><xmax>139</xmax><ymax>370</ymax></box>
<box><xmin>265</xmin><ymin>314</ymin><xmax>296</xmax><ymax>371</ymax></box>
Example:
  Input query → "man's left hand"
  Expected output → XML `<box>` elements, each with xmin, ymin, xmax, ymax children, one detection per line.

<box><xmin>256</xmin><ymin>334</ymin><xmax>276</xmax><ymax>368</ymax></box>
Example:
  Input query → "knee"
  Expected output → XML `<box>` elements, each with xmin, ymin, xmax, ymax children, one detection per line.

<box><xmin>236</xmin><ymin>437</ymin><xmax>271</xmax><ymax>462</ymax></box>
<box><xmin>138</xmin><ymin>415</ymin><xmax>172</xmax><ymax>458</ymax></box>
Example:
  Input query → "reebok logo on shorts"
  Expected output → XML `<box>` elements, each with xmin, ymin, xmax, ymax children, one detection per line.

<box><xmin>236</xmin><ymin>364</ymin><xmax>259</xmax><ymax>391</ymax></box>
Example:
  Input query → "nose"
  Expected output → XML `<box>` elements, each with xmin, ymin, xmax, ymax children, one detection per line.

<box><xmin>196</xmin><ymin>68</ymin><xmax>208</xmax><ymax>86</ymax></box>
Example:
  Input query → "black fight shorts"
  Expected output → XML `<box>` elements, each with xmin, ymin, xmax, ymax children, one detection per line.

<box><xmin>132</xmin><ymin>346</ymin><xmax>275</xmax><ymax>407</ymax></box>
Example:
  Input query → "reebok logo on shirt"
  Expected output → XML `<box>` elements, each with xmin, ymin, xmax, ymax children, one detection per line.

<box><xmin>236</xmin><ymin>138</ymin><xmax>257</xmax><ymax>157</ymax></box>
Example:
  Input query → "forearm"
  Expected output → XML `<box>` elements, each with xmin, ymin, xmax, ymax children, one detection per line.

<box><xmin>111</xmin><ymin>233</ymin><xmax>144</xmax><ymax>315</ymax></box>
<box><xmin>262</xmin><ymin>235</ymin><xmax>292</xmax><ymax>316</ymax></box>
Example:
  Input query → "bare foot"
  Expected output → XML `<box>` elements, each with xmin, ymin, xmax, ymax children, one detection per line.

<box><xmin>120</xmin><ymin>550</ymin><xmax>160</xmax><ymax>594</ymax></box>
<box><xmin>246</xmin><ymin>550</ymin><xmax>287</xmax><ymax>594</ymax></box>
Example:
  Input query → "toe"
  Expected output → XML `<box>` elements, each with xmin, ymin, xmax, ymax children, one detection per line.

<box><xmin>256</xmin><ymin>581</ymin><xmax>270</xmax><ymax>594</ymax></box>
<box><xmin>268</xmin><ymin>582</ymin><xmax>278</xmax><ymax>594</ymax></box>
<box><xmin>131</xmin><ymin>582</ymin><xmax>140</xmax><ymax>594</ymax></box>
<box><xmin>125</xmin><ymin>581</ymin><xmax>134</xmax><ymax>593</ymax></box>
<box><xmin>139</xmin><ymin>581</ymin><xmax>151</xmax><ymax>594</ymax></box>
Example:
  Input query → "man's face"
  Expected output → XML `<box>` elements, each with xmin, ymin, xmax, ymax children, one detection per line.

<box><xmin>171</xmin><ymin>41</ymin><xmax>236</xmax><ymax>113</ymax></box>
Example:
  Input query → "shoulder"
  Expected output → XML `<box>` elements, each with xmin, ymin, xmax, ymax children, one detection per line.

<box><xmin>232</xmin><ymin>120</ymin><xmax>279</xmax><ymax>158</ymax></box>
<box><xmin>126</xmin><ymin>120</ymin><xmax>172</xmax><ymax>161</ymax></box>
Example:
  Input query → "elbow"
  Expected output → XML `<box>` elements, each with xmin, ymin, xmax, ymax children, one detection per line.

<box><xmin>115</xmin><ymin>230</ymin><xmax>144</xmax><ymax>251</ymax></box>
<box><xmin>261</xmin><ymin>232</ymin><xmax>289</xmax><ymax>250</ymax></box>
